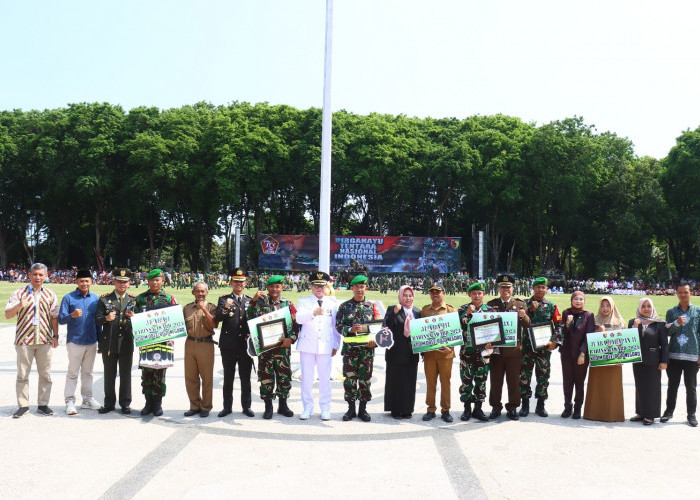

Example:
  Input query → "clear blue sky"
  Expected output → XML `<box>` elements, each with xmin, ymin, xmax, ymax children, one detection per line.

<box><xmin>2</xmin><ymin>0</ymin><xmax>698</xmax><ymax>159</ymax></box>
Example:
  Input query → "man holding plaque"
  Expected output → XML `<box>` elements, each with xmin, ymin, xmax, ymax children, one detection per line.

<box><xmin>183</xmin><ymin>281</ymin><xmax>218</xmax><ymax>418</ymax></box>
<box><xmin>336</xmin><ymin>275</ymin><xmax>382</xmax><ymax>422</ymax></box>
<box><xmin>247</xmin><ymin>275</ymin><xmax>298</xmax><ymax>419</ymax></box>
<box><xmin>519</xmin><ymin>277</ymin><xmax>562</xmax><ymax>418</ymax></box>
<box><xmin>133</xmin><ymin>269</ymin><xmax>178</xmax><ymax>417</ymax></box>
<box><xmin>486</xmin><ymin>274</ymin><xmax>529</xmax><ymax>421</ymax></box>
<box><xmin>456</xmin><ymin>282</ymin><xmax>492</xmax><ymax>422</ymax></box>
<box><xmin>215</xmin><ymin>268</ymin><xmax>255</xmax><ymax>418</ymax></box>
<box><xmin>420</xmin><ymin>284</ymin><xmax>457</xmax><ymax>423</ymax></box>
<box><xmin>95</xmin><ymin>268</ymin><xmax>136</xmax><ymax>415</ymax></box>
<box><xmin>296</xmin><ymin>271</ymin><xmax>341</xmax><ymax>421</ymax></box>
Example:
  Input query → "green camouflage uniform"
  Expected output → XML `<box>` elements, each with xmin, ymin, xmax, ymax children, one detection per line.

<box><xmin>247</xmin><ymin>297</ymin><xmax>297</xmax><ymax>400</ymax></box>
<box><xmin>520</xmin><ymin>297</ymin><xmax>563</xmax><ymax>400</ymax></box>
<box><xmin>457</xmin><ymin>303</ymin><xmax>493</xmax><ymax>403</ymax></box>
<box><xmin>336</xmin><ymin>299</ymin><xmax>380</xmax><ymax>402</ymax></box>
<box><xmin>133</xmin><ymin>290</ymin><xmax>177</xmax><ymax>397</ymax></box>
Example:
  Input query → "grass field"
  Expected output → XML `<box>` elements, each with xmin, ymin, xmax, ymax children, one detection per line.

<box><xmin>1</xmin><ymin>281</ymin><xmax>698</xmax><ymax>328</ymax></box>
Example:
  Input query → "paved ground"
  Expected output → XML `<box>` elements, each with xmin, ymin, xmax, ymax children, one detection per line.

<box><xmin>1</xmin><ymin>324</ymin><xmax>699</xmax><ymax>499</ymax></box>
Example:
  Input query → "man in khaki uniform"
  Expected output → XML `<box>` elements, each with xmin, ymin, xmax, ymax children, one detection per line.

<box><xmin>486</xmin><ymin>274</ymin><xmax>530</xmax><ymax>421</ymax></box>
<box><xmin>421</xmin><ymin>285</ymin><xmax>457</xmax><ymax>423</ymax></box>
<box><xmin>183</xmin><ymin>281</ymin><xmax>218</xmax><ymax>418</ymax></box>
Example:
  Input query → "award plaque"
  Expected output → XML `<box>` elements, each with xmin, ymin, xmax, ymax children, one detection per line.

<box><xmin>528</xmin><ymin>322</ymin><xmax>554</xmax><ymax>350</ymax></box>
<box><xmin>257</xmin><ymin>318</ymin><xmax>286</xmax><ymax>352</ymax></box>
<box><xmin>468</xmin><ymin>317</ymin><xmax>505</xmax><ymax>348</ymax></box>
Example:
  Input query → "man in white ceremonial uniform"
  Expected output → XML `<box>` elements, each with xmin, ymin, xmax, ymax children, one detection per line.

<box><xmin>295</xmin><ymin>271</ymin><xmax>341</xmax><ymax>421</ymax></box>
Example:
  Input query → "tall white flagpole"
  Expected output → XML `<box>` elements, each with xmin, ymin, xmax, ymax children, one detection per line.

<box><xmin>318</xmin><ymin>0</ymin><xmax>333</xmax><ymax>273</ymax></box>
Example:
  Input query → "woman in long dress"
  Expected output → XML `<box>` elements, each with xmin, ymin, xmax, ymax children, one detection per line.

<box><xmin>628</xmin><ymin>298</ymin><xmax>668</xmax><ymax>425</ymax></box>
<box><xmin>583</xmin><ymin>296</ymin><xmax>625</xmax><ymax>422</ymax></box>
<box><xmin>384</xmin><ymin>285</ymin><xmax>420</xmax><ymax>419</ymax></box>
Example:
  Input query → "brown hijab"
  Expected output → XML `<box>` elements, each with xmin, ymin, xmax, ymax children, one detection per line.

<box><xmin>594</xmin><ymin>296</ymin><xmax>625</xmax><ymax>330</ymax></box>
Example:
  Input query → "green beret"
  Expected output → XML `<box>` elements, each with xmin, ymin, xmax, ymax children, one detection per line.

<box><xmin>468</xmin><ymin>282</ymin><xmax>486</xmax><ymax>292</ymax></box>
<box><xmin>147</xmin><ymin>269</ymin><xmax>164</xmax><ymax>280</ymax></box>
<box><xmin>266</xmin><ymin>275</ymin><xmax>285</xmax><ymax>286</ymax></box>
<box><xmin>533</xmin><ymin>277</ymin><xmax>548</xmax><ymax>287</ymax></box>
<box><xmin>350</xmin><ymin>275</ymin><xmax>369</xmax><ymax>286</ymax></box>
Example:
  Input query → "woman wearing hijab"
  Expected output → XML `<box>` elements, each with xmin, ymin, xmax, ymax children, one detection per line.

<box><xmin>560</xmin><ymin>291</ymin><xmax>595</xmax><ymax>419</ymax></box>
<box><xmin>384</xmin><ymin>285</ymin><xmax>421</xmax><ymax>419</ymax></box>
<box><xmin>628</xmin><ymin>298</ymin><xmax>668</xmax><ymax>425</ymax></box>
<box><xmin>583</xmin><ymin>296</ymin><xmax>626</xmax><ymax>422</ymax></box>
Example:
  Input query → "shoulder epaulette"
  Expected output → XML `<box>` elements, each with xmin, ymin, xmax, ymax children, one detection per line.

<box><xmin>127</xmin><ymin>293</ymin><xmax>137</xmax><ymax>298</ymax></box>
<box><xmin>100</xmin><ymin>293</ymin><xmax>111</xmax><ymax>298</ymax></box>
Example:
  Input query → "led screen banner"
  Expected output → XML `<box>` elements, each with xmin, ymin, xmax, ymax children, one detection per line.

<box><xmin>258</xmin><ymin>234</ymin><xmax>461</xmax><ymax>273</ymax></box>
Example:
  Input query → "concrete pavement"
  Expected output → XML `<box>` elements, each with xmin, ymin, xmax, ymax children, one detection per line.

<box><xmin>1</xmin><ymin>324</ymin><xmax>699</xmax><ymax>499</ymax></box>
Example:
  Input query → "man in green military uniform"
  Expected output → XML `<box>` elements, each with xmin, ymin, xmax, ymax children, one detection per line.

<box><xmin>247</xmin><ymin>275</ymin><xmax>297</xmax><ymax>419</ymax></box>
<box><xmin>335</xmin><ymin>275</ymin><xmax>381</xmax><ymax>422</ymax></box>
<box><xmin>519</xmin><ymin>276</ymin><xmax>562</xmax><ymax>418</ymax></box>
<box><xmin>133</xmin><ymin>269</ymin><xmax>178</xmax><ymax>417</ymax></box>
<box><xmin>457</xmin><ymin>282</ymin><xmax>492</xmax><ymax>422</ymax></box>
<box><xmin>95</xmin><ymin>268</ymin><xmax>136</xmax><ymax>414</ymax></box>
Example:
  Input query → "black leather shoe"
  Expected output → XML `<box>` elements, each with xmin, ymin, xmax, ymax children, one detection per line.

<box><xmin>263</xmin><ymin>400</ymin><xmax>274</xmax><ymax>419</ymax></box>
<box><xmin>472</xmin><ymin>403</ymin><xmax>489</xmax><ymax>422</ymax></box>
<box><xmin>518</xmin><ymin>399</ymin><xmax>529</xmax><ymax>417</ymax></box>
<box><xmin>643</xmin><ymin>418</ymin><xmax>654</xmax><ymax>426</ymax></box>
<box><xmin>151</xmin><ymin>396</ymin><xmax>163</xmax><ymax>417</ymax></box>
<box><xmin>37</xmin><ymin>405</ymin><xmax>53</xmax><ymax>416</ymax></box>
<box><xmin>460</xmin><ymin>403</ymin><xmax>472</xmax><ymax>421</ymax></box>
<box><xmin>535</xmin><ymin>398</ymin><xmax>548</xmax><ymax>417</ymax></box>
<box><xmin>13</xmin><ymin>407</ymin><xmax>29</xmax><ymax>419</ymax></box>
<box><xmin>422</xmin><ymin>411</ymin><xmax>436</xmax><ymax>421</ymax></box>
<box><xmin>277</xmin><ymin>397</ymin><xmax>294</xmax><ymax>417</ymax></box>
<box><xmin>489</xmin><ymin>409</ymin><xmax>501</xmax><ymax>420</ymax></box>
<box><xmin>506</xmin><ymin>410</ymin><xmax>519</xmax><ymax>421</ymax></box>
<box><xmin>391</xmin><ymin>412</ymin><xmax>402</xmax><ymax>419</ymax></box>
<box><xmin>200</xmin><ymin>411</ymin><xmax>209</xmax><ymax>418</ymax></box>
<box><xmin>343</xmin><ymin>401</ymin><xmax>357</xmax><ymax>421</ymax></box>
<box><xmin>630</xmin><ymin>415</ymin><xmax>643</xmax><ymax>422</ymax></box>
<box><xmin>358</xmin><ymin>401</ymin><xmax>371</xmax><ymax>422</ymax></box>
<box><xmin>572</xmin><ymin>408</ymin><xmax>581</xmax><ymax>419</ymax></box>
<box><xmin>441</xmin><ymin>412</ymin><xmax>453</xmax><ymax>423</ymax></box>
<box><xmin>184</xmin><ymin>409</ymin><xmax>200</xmax><ymax>417</ymax></box>
<box><xmin>660</xmin><ymin>410</ymin><xmax>673</xmax><ymax>423</ymax></box>
<box><xmin>121</xmin><ymin>407</ymin><xmax>131</xmax><ymax>415</ymax></box>
<box><xmin>401</xmin><ymin>413</ymin><xmax>412</xmax><ymax>419</ymax></box>
<box><xmin>98</xmin><ymin>406</ymin><xmax>115</xmax><ymax>414</ymax></box>
<box><xmin>561</xmin><ymin>408</ymin><xmax>572</xmax><ymax>418</ymax></box>
<box><xmin>140</xmin><ymin>396</ymin><xmax>153</xmax><ymax>416</ymax></box>
<box><xmin>218</xmin><ymin>408</ymin><xmax>232</xmax><ymax>418</ymax></box>
<box><xmin>688</xmin><ymin>414</ymin><xmax>698</xmax><ymax>427</ymax></box>
<box><xmin>242</xmin><ymin>407</ymin><xmax>255</xmax><ymax>417</ymax></box>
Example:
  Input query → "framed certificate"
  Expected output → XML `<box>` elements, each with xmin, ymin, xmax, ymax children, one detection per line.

<box><xmin>257</xmin><ymin>318</ymin><xmax>286</xmax><ymax>352</ymax></box>
<box><xmin>528</xmin><ymin>322</ymin><xmax>553</xmax><ymax>350</ymax></box>
<box><xmin>468</xmin><ymin>317</ymin><xmax>505</xmax><ymax>347</ymax></box>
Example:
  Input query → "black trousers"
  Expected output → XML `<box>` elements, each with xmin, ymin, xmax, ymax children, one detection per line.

<box><xmin>220</xmin><ymin>348</ymin><xmax>252</xmax><ymax>411</ymax></box>
<box><xmin>665</xmin><ymin>359</ymin><xmax>699</xmax><ymax>416</ymax></box>
<box><xmin>102</xmin><ymin>341</ymin><xmax>134</xmax><ymax>409</ymax></box>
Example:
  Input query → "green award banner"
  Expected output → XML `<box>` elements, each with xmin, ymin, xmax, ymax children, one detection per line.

<box><xmin>246</xmin><ymin>306</ymin><xmax>293</xmax><ymax>356</ymax></box>
<box><xmin>468</xmin><ymin>311</ymin><xmax>518</xmax><ymax>347</ymax></box>
<box><xmin>586</xmin><ymin>328</ymin><xmax>642</xmax><ymax>367</ymax></box>
<box><xmin>410</xmin><ymin>312</ymin><xmax>463</xmax><ymax>354</ymax></box>
<box><xmin>132</xmin><ymin>305</ymin><xmax>187</xmax><ymax>347</ymax></box>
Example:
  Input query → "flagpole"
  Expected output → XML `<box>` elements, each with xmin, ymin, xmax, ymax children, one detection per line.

<box><xmin>318</xmin><ymin>0</ymin><xmax>333</xmax><ymax>273</ymax></box>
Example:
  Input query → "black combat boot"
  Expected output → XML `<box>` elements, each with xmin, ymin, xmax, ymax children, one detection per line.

<box><xmin>460</xmin><ymin>402</ymin><xmax>472</xmax><ymax>421</ymax></box>
<box><xmin>277</xmin><ymin>397</ymin><xmax>294</xmax><ymax>417</ymax></box>
<box><xmin>152</xmin><ymin>396</ymin><xmax>163</xmax><ymax>417</ymax></box>
<box><xmin>358</xmin><ymin>401</ymin><xmax>371</xmax><ymax>422</ymax></box>
<box><xmin>343</xmin><ymin>401</ymin><xmax>357</xmax><ymax>421</ymax></box>
<box><xmin>535</xmin><ymin>397</ymin><xmax>548</xmax><ymax>417</ymax></box>
<box><xmin>518</xmin><ymin>398</ymin><xmax>530</xmax><ymax>417</ymax></box>
<box><xmin>263</xmin><ymin>399</ymin><xmax>274</xmax><ymax>419</ymax></box>
<box><xmin>140</xmin><ymin>395</ymin><xmax>153</xmax><ymax>416</ymax></box>
<box><xmin>472</xmin><ymin>402</ymin><xmax>489</xmax><ymax>422</ymax></box>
